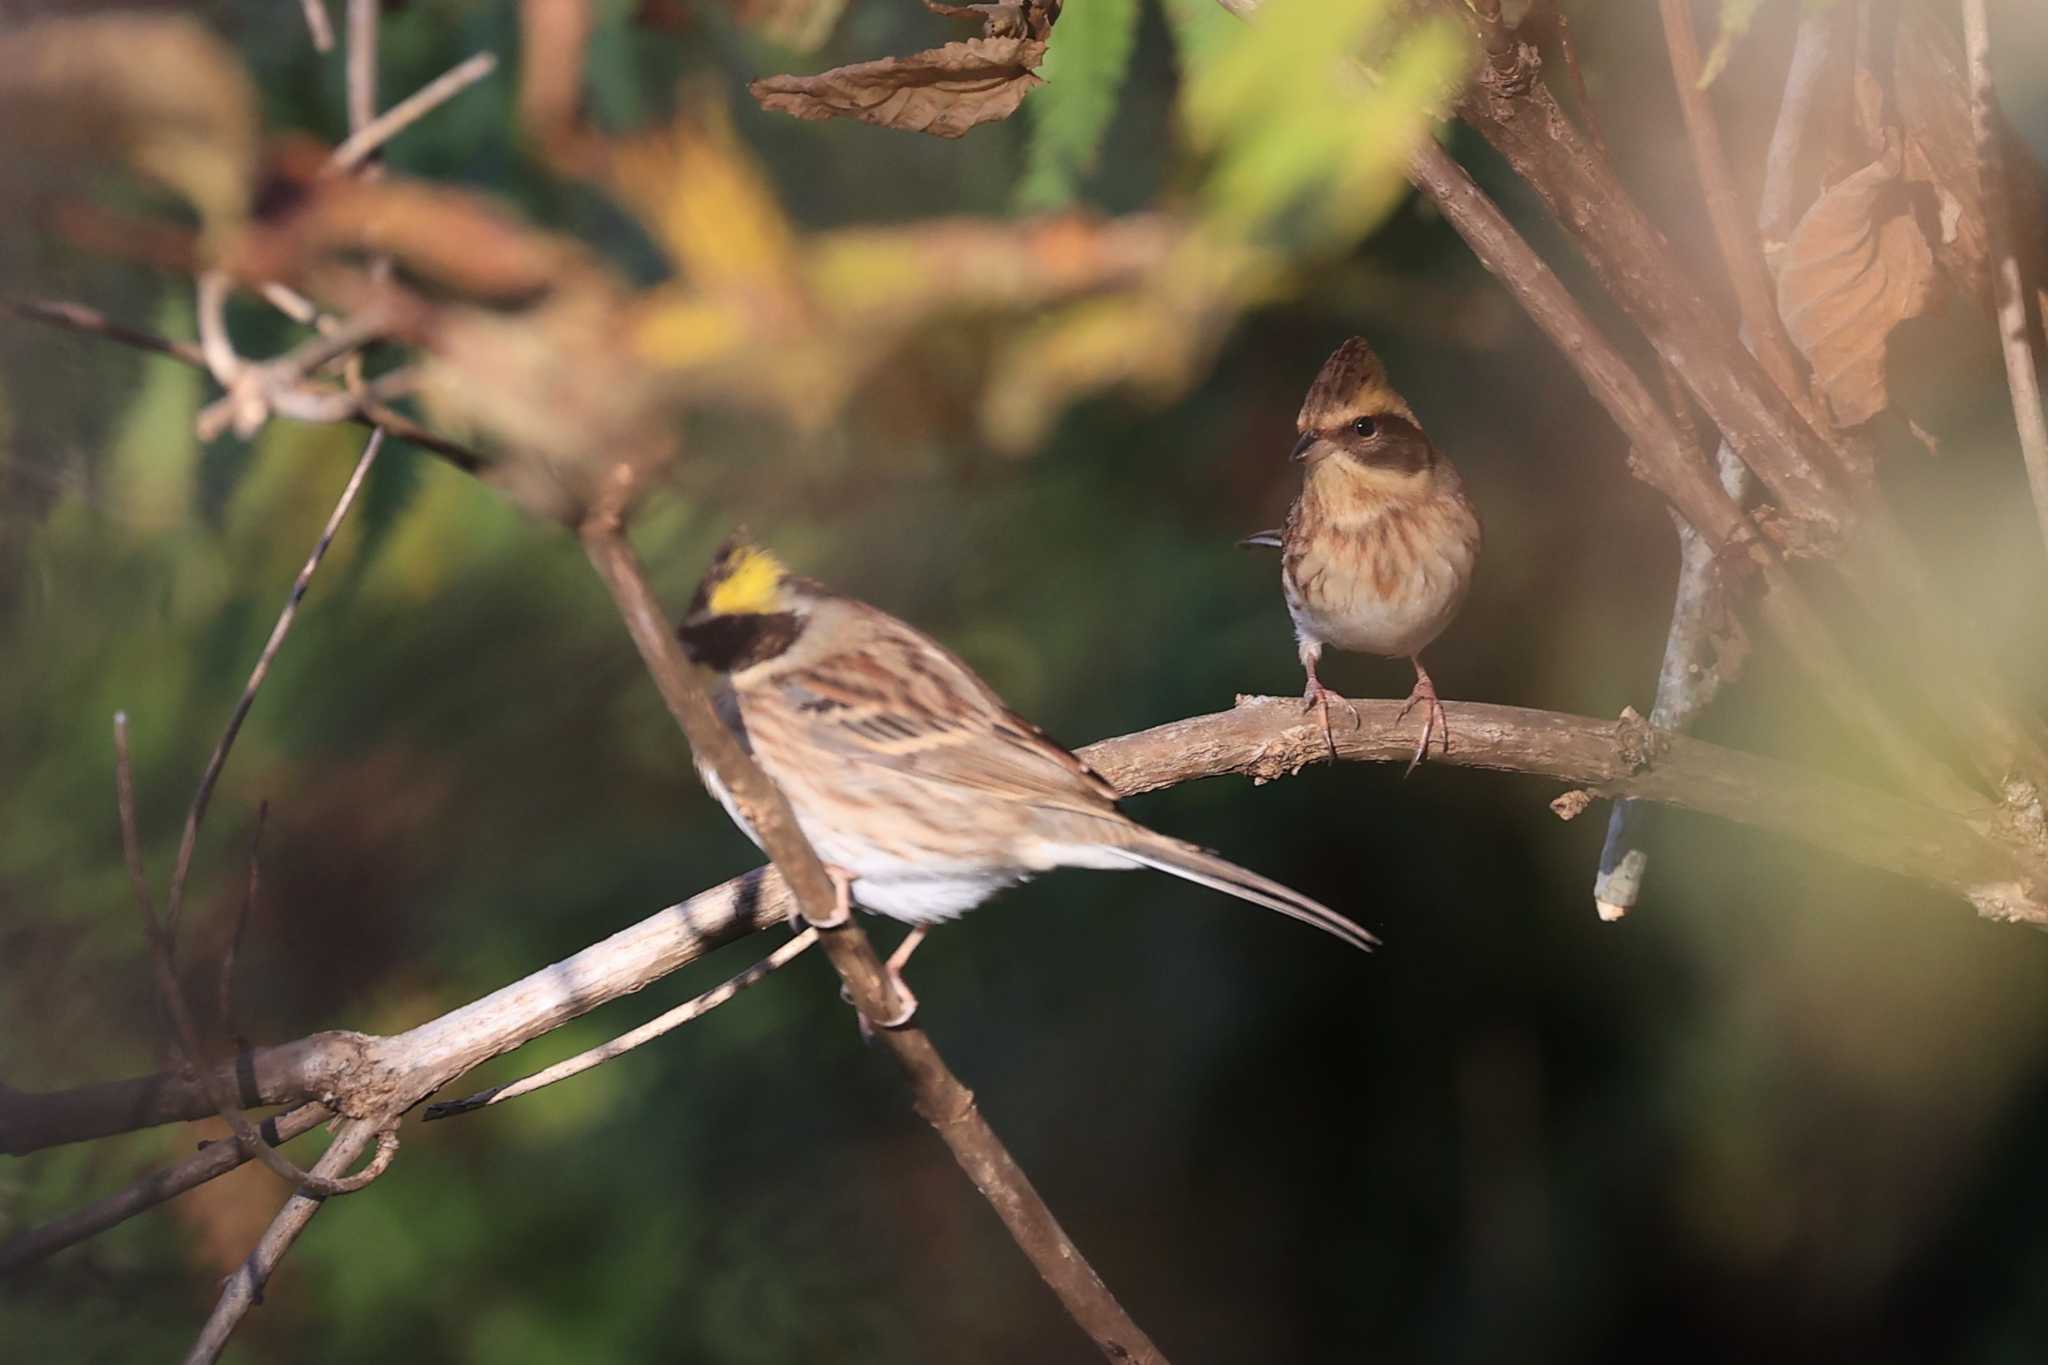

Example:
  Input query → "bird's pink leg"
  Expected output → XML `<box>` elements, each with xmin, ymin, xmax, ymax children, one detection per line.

<box><xmin>1396</xmin><ymin>656</ymin><xmax>1450</xmax><ymax>777</ymax></box>
<box><xmin>874</xmin><ymin>927</ymin><xmax>926</xmax><ymax>1029</ymax></box>
<box><xmin>1298</xmin><ymin>639</ymin><xmax>1357</xmax><ymax>757</ymax></box>
<box><xmin>852</xmin><ymin>926</ymin><xmax>927</xmax><ymax>1038</ymax></box>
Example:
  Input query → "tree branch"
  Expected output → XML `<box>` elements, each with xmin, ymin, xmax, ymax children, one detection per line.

<box><xmin>1442</xmin><ymin>5</ymin><xmax>2048</xmax><ymax>792</ymax></box>
<box><xmin>1962</xmin><ymin>0</ymin><xmax>2048</xmax><ymax>556</ymax></box>
<box><xmin>328</xmin><ymin>51</ymin><xmax>498</xmax><ymax>174</ymax></box>
<box><xmin>182</xmin><ymin>1119</ymin><xmax>394</xmax><ymax>1365</ymax></box>
<box><xmin>117</xmin><ymin>715</ymin><xmax>363</xmax><ymax>1201</ymax></box>
<box><xmin>163</xmin><ymin>430</ymin><xmax>382</xmax><ymax>947</ymax></box>
<box><xmin>15</xmin><ymin>694</ymin><xmax>2041</xmax><ymax>1162</ymax></box>
<box><xmin>0</xmin><ymin>297</ymin><xmax>486</xmax><ymax>472</ymax></box>
<box><xmin>1401</xmin><ymin>136</ymin><xmax>1972</xmax><ymax>810</ymax></box>
<box><xmin>0</xmin><ymin>1103</ymin><xmax>332</xmax><ymax>1272</ymax></box>
<box><xmin>1656</xmin><ymin>0</ymin><xmax>1811</xmax><ymax>409</ymax></box>
<box><xmin>422</xmin><ymin>928</ymin><xmax>818</xmax><ymax>1121</ymax></box>
<box><xmin>10</xmin><ymin>688</ymin><xmax>2041</xmax><ymax>1278</ymax></box>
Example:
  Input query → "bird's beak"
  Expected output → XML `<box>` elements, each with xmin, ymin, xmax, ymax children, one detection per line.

<box><xmin>1289</xmin><ymin>432</ymin><xmax>1317</xmax><ymax>462</ymax></box>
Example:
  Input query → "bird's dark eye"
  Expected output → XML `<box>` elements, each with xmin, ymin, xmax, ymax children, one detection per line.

<box><xmin>1351</xmin><ymin>416</ymin><xmax>1378</xmax><ymax>438</ymax></box>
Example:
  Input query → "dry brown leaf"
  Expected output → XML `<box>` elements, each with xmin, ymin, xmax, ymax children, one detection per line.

<box><xmin>1776</xmin><ymin>135</ymin><xmax>1939</xmax><ymax>428</ymax></box>
<box><xmin>748</xmin><ymin>1</ymin><xmax>1058</xmax><ymax>139</ymax></box>
<box><xmin>749</xmin><ymin>36</ymin><xmax>1047</xmax><ymax>139</ymax></box>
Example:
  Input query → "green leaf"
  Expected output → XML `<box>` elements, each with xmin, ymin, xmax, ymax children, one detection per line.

<box><xmin>1016</xmin><ymin>0</ymin><xmax>1143</xmax><ymax>211</ymax></box>
<box><xmin>1179</xmin><ymin>0</ymin><xmax>1468</xmax><ymax>251</ymax></box>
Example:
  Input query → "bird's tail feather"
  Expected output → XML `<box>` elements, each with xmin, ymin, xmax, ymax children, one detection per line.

<box><xmin>1116</xmin><ymin>834</ymin><xmax>1377</xmax><ymax>954</ymax></box>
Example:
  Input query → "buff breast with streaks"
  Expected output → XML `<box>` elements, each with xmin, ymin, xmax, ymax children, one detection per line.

<box><xmin>675</xmin><ymin>534</ymin><xmax>1376</xmax><ymax>1023</ymax></box>
<box><xmin>1245</xmin><ymin>337</ymin><xmax>1481</xmax><ymax>774</ymax></box>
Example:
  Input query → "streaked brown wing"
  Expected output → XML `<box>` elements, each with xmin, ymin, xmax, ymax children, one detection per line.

<box><xmin>769</xmin><ymin>608</ymin><xmax>1120</xmax><ymax>816</ymax></box>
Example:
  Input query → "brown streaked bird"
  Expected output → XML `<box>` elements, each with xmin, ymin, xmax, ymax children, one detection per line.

<box><xmin>677</xmin><ymin>536</ymin><xmax>1377</xmax><ymax>1024</ymax></box>
<box><xmin>1243</xmin><ymin>338</ymin><xmax>1482</xmax><ymax>775</ymax></box>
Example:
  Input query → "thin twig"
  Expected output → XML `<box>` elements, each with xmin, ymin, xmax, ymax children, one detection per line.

<box><xmin>118</xmin><ymin>716</ymin><xmax>375</xmax><ymax>1199</ymax></box>
<box><xmin>1962</xmin><ymin>0</ymin><xmax>2048</xmax><ymax>555</ymax></box>
<box><xmin>345</xmin><ymin>0</ymin><xmax>379</xmax><ymax>136</ymax></box>
<box><xmin>2</xmin><ymin>298</ymin><xmax>207</xmax><ymax>367</ymax></box>
<box><xmin>217</xmin><ymin>803</ymin><xmax>267</xmax><ymax>1043</ymax></box>
<box><xmin>578</xmin><ymin>519</ymin><xmax>1168</xmax><ymax>1365</ymax></box>
<box><xmin>163</xmin><ymin>430</ymin><xmax>384</xmax><ymax>948</ymax></box>
<box><xmin>1599</xmin><ymin>0</ymin><xmax>1836</xmax><ymax>921</ymax></box>
<box><xmin>182</xmin><ymin>1120</ymin><xmax>395</xmax><ymax>1365</ymax></box>
<box><xmin>424</xmin><ymin>928</ymin><xmax>819</xmax><ymax>1121</ymax></box>
<box><xmin>0</xmin><ymin>1103</ymin><xmax>332</xmax><ymax>1272</ymax></box>
<box><xmin>1594</xmin><ymin>447</ymin><xmax>1748</xmax><ymax>919</ymax></box>
<box><xmin>194</xmin><ymin>308</ymin><xmax>397</xmax><ymax>440</ymax></box>
<box><xmin>1757</xmin><ymin>8</ymin><xmax>1844</xmax><ymax>252</ymax></box>
<box><xmin>299</xmin><ymin>0</ymin><xmax>334</xmax><ymax>52</ymax></box>
<box><xmin>1656</xmin><ymin>0</ymin><xmax>1811</xmax><ymax>408</ymax></box>
<box><xmin>328</xmin><ymin>52</ymin><xmax>499</xmax><ymax>174</ymax></box>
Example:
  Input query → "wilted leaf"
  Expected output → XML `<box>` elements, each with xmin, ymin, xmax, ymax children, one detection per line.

<box><xmin>749</xmin><ymin>0</ymin><xmax>1061</xmax><ymax>138</ymax></box>
<box><xmin>0</xmin><ymin>13</ymin><xmax>258</xmax><ymax>235</ymax></box>
<box><xmin>1777</xmin><ymin>135</ymin><xmax>1940</xmax><ymax>427</ymax></box>
<box><xmin>1016</xmin><ymin>0</ymin><xmax>1140</xmax><ymax>209</ymax></box>
<box><xmin>750</xmin><ymin>36</ymin><xmax>1047</xmax><ymax>139</ymax></box>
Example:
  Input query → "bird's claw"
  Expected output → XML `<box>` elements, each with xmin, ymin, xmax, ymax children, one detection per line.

<box><xmin>1396</xmin><ymin>677</ymin><xmax>1450</xmax><ymax>777</ymax></box>
<box><xmin>1302</xmin><ymin>680</ymin><xmax>1359</xmax><ymax>759</ymax></box>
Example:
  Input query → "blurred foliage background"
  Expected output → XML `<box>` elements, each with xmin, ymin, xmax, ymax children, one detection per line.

<box><xmin>6</xmin><ymin>1</ymin><xmax>2048</xmax><ymax>1361</ymax></box>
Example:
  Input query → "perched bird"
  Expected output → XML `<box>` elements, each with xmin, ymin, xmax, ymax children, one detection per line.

<box><xmin>1243</xmin><ymin>338</ymin><xmax>1481</xmax><ymax>774</ymax></box>
<box><xmin>677</xmin><ymin>536</ymin><xmax>1377</xmax><ymax>1023</ymax></box>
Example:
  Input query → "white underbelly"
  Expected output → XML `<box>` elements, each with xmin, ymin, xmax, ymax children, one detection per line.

<box><xmin>1287</xmin><ymin>552</ymin><xmax>1469</xmax><ymax>659</ymax></box>
<box><xmin>696</xmin><ymin>758</ymin><xmax>1040</xmax><ymax>923</ymax></box>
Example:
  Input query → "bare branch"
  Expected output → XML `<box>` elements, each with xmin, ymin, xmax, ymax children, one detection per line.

<box><xmin>298</xmin><ymin>0</ymin><xmax>335</xmax><ymax>53</ymax></box>
<box><xmin>1756</xmin><ymin>7</ymin><xmax>1846</xmax><ymax>250</ymax></box>
<box><xmin>164</xmin><ymin>430</ymin><xmax>383</xmax><ymax>947</ymax></box>
<box><xmin>1656</xmin><ymin>0</ymin><xmax>1812</xmax><ymax>409</ymax></box>
<box><xmin>424</xmin><ymin>927</ymin><xmax>819</xmax><ymax>1121</ymax></box>
<box><xmin>0</xmin><ymin>297</ymin><xmax>486</xmax><ymax>470</ymax></box>
<box><xmin>2</xmin><ymin>298</ymin><xmax>206</xmax><ymax>367</ymax></box>
<box><xmin>1400</xmin><ymin>137</ymin><xmax>1976</xmax><ymax>810</ymax></box>
<box><xmin>0</xmin><ymin>1103</ymin><xmax>332</xmax><ymax>1272</ymax></box>
<box><xmin>1441</xmin><ymin>2</ymin><xmax>2048</xmax><ymax>792</ymax></box>
<box><xmin>328</xmin><ymin>52</ymin><xmax>499</xmax><ymax>174</ymax></box>
<box><xmin>345</xmin><ymin>0</ymin><xmax>379</xmax><ymax>135</ymax></box>
<box><xmin>1601</xmin><ymin>0</ymin><xmax>1838</xmax><ymax>921</ymax></box>
<box><xmin>1962</xmin><ymin>0</ymin><xmax>2048</xmax><ymax>556</ymax></box>
<box><xmin>217</xmin><ymin>802</ymin><xmax>268</xmax><ymax>1042</ymax></box>
<box><xmin>118</xmin><ymin>716</ymin><xmax>376</xmax><ymax>1198</ymax></box>
<box><xmin>183</xmin><ymin>1119</ymin><xmax>394</xmax><ymax>1365</ymax></box>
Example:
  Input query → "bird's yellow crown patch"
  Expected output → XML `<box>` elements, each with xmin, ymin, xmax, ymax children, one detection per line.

<box><xmin>706</xmin><ymin>544</ymin><xmax>789</xmax><ymax>615</ymax></box>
